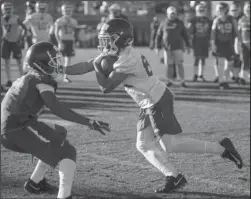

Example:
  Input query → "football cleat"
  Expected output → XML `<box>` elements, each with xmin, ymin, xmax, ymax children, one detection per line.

<box><xmin>5</xmin><ymin>80</ymin><xmax>12</xmax><ymax>87</ymax></box>
<box><xmin>239</xmin><ymin>78</ymin><xmax>246</xmax><ymax>85</ymax></box>
<box><xmin>199</xmin><ymin>75</ymin><xmax>207</xmax><ymax>82</ymax></box>
<box><xmin>24</xmin><ymin>178</ymin><xmax>55</xmax><ymax>194</ymax></box>
<box><xmin>180</xmin><ymin>82</ymin><xmax>188</xmax><ymax>88</ymax></box>
<box><xmin>220</xmin><ymin>137</ymin><xmax>243</xmax><ymax>169</ymax></box>
<box><xmin>193</xmin><ymin>74</ymin><xmax>198</xmax><ymax>82</ymax></box>
<box><xmin>219</xmin><ymin>82</ymin><xmax>230</xmax><ymax>90</ymax></box>
<box><xmin>213</xmin><ymin>76</ymin><xmax>219</xmax><ymax>83</ymax></box>
<box><xmin>155</xmin><ymin>174</ymin><xmax>187</xmax><ymax>193</ymax></box>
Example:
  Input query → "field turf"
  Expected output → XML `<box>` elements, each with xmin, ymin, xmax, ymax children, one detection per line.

<box><xmin>1</xmin><ymin>48</ymin><xmax>250</xmax><ymax>199</ymax></box>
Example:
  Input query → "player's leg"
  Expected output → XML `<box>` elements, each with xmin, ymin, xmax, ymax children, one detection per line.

<box><xmin>198</xmin><ymin>57</ymin><xmax>207</xmax><ymax>82</ymax></box>
<box><xmin>213</xmin><ymin>57</ymin><xmax>219</xmax><ymax>82</ymax></box>
<box><xmin>3</xmin><ymin>121</ymin><xmax>76</xmax><ymax>199</ymax></box>
<box><xmin>239</xmin><ymin>44</ymin><xmax>250</xmax><ymax>85</ymax></box>
<box><xmin>151</xmin><ymin>88</ymin><xmax>243</xmax><ymax>169</ymax></box>
<box><xmin>136</xmin><ymin>113</ymin><xmax>187</xmax><ymax>193</ymax></box>
<box><xmin>62</xmin><ymin>40</ymin><xmax>74</xmax><ymax>83</ymax></box>
<box><xmin>163</xmin><ymin>49</ymin><xmax>174</xmax><ymax>86</ymax></box>
<box><xmin>193</xmin><ymin>57</ymin><xmax>200</xmax><ymax>82</ymax></box>
<box><xmin>174</xmin><ymin>50</ymin><xmax>186</xmax><ymax>87</ymax></box>
<box><xmin>1</xmin><ymin>39</ymin><xmax>12</xmax><ymax>86</ymax></box>
<box><xmin>12</xmin><ymin>42</ymin><xmax>23</xmax><ymax>76</ymax></box>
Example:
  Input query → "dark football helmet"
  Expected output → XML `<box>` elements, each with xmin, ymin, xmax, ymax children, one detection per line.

<box><xmin>98</xmin><ymin>18</ymin><xmax>134</xmax><ymax>55</ymax></box>
<box><xmin>26</xmin><ymin>0</ymin><xmax>36</xmax><ymax>9</ymax></box>
<box><xmin>25</xmin><ymin>42</ymin><xmax>64</xmax><ymax>75</ymax></box>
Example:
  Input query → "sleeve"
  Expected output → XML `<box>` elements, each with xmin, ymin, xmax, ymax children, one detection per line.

<box><xmin>113</xmin><ymin>54</ymin><xmax>137</xmax><ymax>74</ymax></box>
<box><xmin>23</xmin><ymin>15</ymin><xmax>31</xmax><ymax>26</ymax></box>
<box><xmin>36</xmin><ymin>83</ymin><xmax>55</xmax><ymax>93</ymax></box>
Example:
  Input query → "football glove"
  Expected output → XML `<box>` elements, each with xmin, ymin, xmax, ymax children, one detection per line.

<box><xmin>88</xmin><ymin>120</ymin><xmax>110</xmax><ymax>135</ymax></box>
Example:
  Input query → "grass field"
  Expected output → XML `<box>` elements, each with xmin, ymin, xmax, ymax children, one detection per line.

<box><xmin>1</xmin><ymin>48</ymin><xmax>250</xmax><ymax>199</ymax></box>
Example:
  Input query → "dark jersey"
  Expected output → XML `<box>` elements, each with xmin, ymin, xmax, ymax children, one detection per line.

<box><xmin>212</xmin><ymin>15</ymin><xmax>237</xmax><ymax>43</ymax></box>
<box><xmin>238</xmin><ymin>16</ymin><xmax>250</xmax><ymax>44</ymax></box>
<box><xmin>189</xmin><ymin>16</ymin><xmax>212</xmax><ymax>40</ymax></box>
<box><xmin>155</xmin><ymin>18</ymin><xmax>190</xmax><ymax>51</ymax></box>
<box><xmin>1</xmin><ymin>70</ymin><xmax>57</xmax><ymax>133</ymax></box>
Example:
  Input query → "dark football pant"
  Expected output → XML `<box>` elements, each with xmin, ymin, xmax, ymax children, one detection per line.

<box><xmin>1</xmin><ymin>121</ymin><xmax>76</xmax><ymax>168</ymax></box>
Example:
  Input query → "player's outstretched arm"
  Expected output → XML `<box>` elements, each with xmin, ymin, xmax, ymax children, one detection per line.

<box><xmin>65</xmin><ymin>59</ymin><xmax>95</xmax><ymax>75</ymax></box>
<box><xmin>38</xmin><ymin>84</ymin><xmax>110</xmax><ymax>135</ymax></box>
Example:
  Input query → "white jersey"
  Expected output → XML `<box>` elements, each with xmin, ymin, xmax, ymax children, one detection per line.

<box><xmin>23</xmin><ymin>12</ymin><xmax>53</xmax><ymax>43</ymax></box>
<box><xmin>55</xmin><ymin>16</ymin><xmax>78</xmax><ymax>41</ymax></box>
<box><xmin>113</xmin><ymin>47</ymin><xmax>166</xmax><ymax>109</ymax></box>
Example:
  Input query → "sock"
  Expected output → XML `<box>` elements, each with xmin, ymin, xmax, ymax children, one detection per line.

<box><xmin>30</xmin><ymin>160</ymin><xmax>48</xmax><ymax>183</ymax></box>
<box><xmin>57</xmin><ymin>159</ymin><xmax>76</xmax><ymax>199</ymax></box>
<box><xmin>160</xmin><ymin>135</ymin><xmax>225</xmax><ymax>155</ymax></box>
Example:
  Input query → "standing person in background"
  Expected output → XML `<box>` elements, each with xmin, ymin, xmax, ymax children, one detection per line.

<box><xmin>97</xmin><ymin>16</ymin><xmax>107</xmax><ymax>32</ymax></box>
<box><xmin>238</xmin><ymin>2</ymin><xmax>250</xmax><ymax>85</ymax></box>
<box><xmin>155</xmin><ymin>6</ymin><xmax>191</xmax><ymax>88</ymax></box>
<box><xmin>23</xmin><ymin>1</ymin><xmax>54</xmax><ymax>44</ymax></box>
<box><xmin>188</xmin><ymin>3</ymin><xmax>212</xmax><ymax>82</ymax></box>
<box><xmin>211</xmin><ymin>2</ymin><xmax>241</xmax><ymax>90</ymax></box>
<box><xmin>55</xmin><ymin>3</ymin><xmax>79</xmax><ymax>83</ymax></box>
<box><xmin>25</xmin><ymin>0</ymin><xmax>36</xmax><ymax>48</ymax></box>
<box><xmin>229</xmin><ymin>3</ymin><xmax>243</xmax><ymax>83</ymax></box>
<box><xmin>149</xmin><ymin>16</ymin><xmax>160</xmax><ymax>50</ymax></box>
<box><xmin>1</xmin><ymin>2</ymin><xmax>27</xmax><ymax>88</ymax></box>
<box><xmin>107</xmin><ymin>3</ymin><xmax>128</xmax><ymax>21</ymax></box>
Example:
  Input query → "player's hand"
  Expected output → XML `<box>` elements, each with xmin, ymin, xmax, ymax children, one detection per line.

<box><xmin>88</xmin><ymin>119</ymin><xmax>111</xmax><ymax>135</ymax></box>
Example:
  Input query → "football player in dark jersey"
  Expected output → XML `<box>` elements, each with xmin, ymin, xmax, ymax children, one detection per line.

<box><xmin>188</xmin><ymin>3</ymin><xmax>212</xmax><ymax>82</ymax></box>
<box><xmin>211</xmin><ymin>2</ymin><xmax>241</xmax><ymax>89</ymax></box>
<box><xmin>1</xmin><ymin>42</ymin><xmax>110</xmax><ymax>199</ymax></box>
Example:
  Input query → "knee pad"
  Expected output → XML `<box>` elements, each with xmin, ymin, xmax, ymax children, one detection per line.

<box><xmin>61</xmin><ymin>141</ymin><xmax>77</xmax><ymax>162</ymax></box>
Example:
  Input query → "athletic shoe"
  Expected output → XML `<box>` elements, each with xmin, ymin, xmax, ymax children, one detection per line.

<box><xmin>220</xmin><ymin>137</ymin><xmax>243</xmax><ymax>169</ymax></box>
<box><xmin>5</xmin><ymin>80</ymin><xmax>12</xmax><ymax>87</ymax></box>
<box><xmin>219</xmin><ymin>82</ymin><xmax>230</xmax><ymax>90</ymax></box>
<box><xmin>24</xmin><ymin>178</ymin><xmax>55</xmax><ymax>194</ymax></box>
<box><xmin>166</xmin><ymin>82</ymin><xmax>173</xmax><ymax>87</ymax></box>
<box><xmin>239</xmin><ymin>78</ymin><xmax>246</xmax><ymax>85</ymax></box>
<box><xmin>193</xmin><ymin>75</ymin><xmax>198</xmax><ymax>82</ymax></box>
<box><xmin>213</xmin><ymin>77</ymin><xmax>219</xmax><ymax>83</ymax></box>
<box><xmin>64</xmin><ymin>76</ymin><xmax>72</xmax><ymax>83</ymax></box>
<box><xmin>155</xmin><ymin>174</ymin><xmax>187</xmax><ymax>193</ymax></box>
<box><xmin>180</xmin><ymin>82</ymin><xmax>188</xmax><ymax>88</ymax></box>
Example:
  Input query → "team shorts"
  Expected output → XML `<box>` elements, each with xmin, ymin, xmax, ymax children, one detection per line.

<box><xmin>137</xmin><ymin>88</ymin><xmax>183</xmax><ymax>138</ymax></box>
<box><xmin>193</xmin><ymin>39</ymin><xmax>209</xmax><ymax>58</ymax></box>
<box><xmin>60</xmin><ymin>40</ymin><xmax>75</xmax><ymax>57</ymax></box>
<box><xmin>241</xmin><ymin>43</ymin><xmax>250</xmax><ymax>70</ymax></box>
<box><xmin>214</xmin><ymin>41</ymin><xmax>235</xmax><ymax>61</ymax></box>
<box><xmin>1</xmin><ymin>39</ymin><xmax>22</xmax><ymax>60</ymax></box>
<box><xmin>163</xmin><ymin>49</ymin><xmax>184</xmax><ymax>65</ymax></box>
<box><xmin>1</xmin><ymin>120</ymin><xmax>69</xmax><ymax>168</ymax></box>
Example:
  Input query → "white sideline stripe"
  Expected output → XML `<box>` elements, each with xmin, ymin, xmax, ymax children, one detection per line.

<box><xmin>86</xmin><ymin>152</ymin><xmax>250</xmax><ymax>195</ymax></box>
<box><xmin>179</xmin><ymin>103</ymin><xmax>250</xmax><ymax>113</ymax></box>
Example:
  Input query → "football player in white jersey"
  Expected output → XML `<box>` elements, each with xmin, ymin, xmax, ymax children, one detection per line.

<box><xmin>64</xmin><ymin>19</ymin><xmax>243</xmax><ymax>193</ymax></box>
<box><xmin>23</xmin><ymin>1</ymin><xmax>53</xmax><ymax>44</ymax></box>
<box><xmin>1</xmin><ymin>2</ymin><xmax>27</xmax><ymax>88</ymax></box>
<box><xmin>55</xmin><ymin>3</ymin><xmax>78</xmax><ymax>83</ymax></box>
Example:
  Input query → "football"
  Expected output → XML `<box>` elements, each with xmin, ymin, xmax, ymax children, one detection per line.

<box><xmin>100</xmin><ymin>55</ymin><xmax>118</xmax><ymax>77</ymax></box>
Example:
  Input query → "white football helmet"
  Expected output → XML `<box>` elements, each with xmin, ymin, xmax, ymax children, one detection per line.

<box><xmin>166</xmin><ymin>6</ymin><xmax>177</xmax><ymax>20</ymax></box>
<box><xmin>1</xmin><ymin>2</ymin><xmax>13</xmax><ymax>16</ymax></box>
<box><xmin>243</xmin><ymin>2</ymin><xmax>250</xmax><ymax>18</ymax></box>
<box><xmin>195</xmin><ymin>3</ymin><xmax>206</xmax><ymax>17</ymax></box>
<box><xmin>35</xmin><ymin>2</ymin><xmax>47</xmax><ymax>13</ymax></box>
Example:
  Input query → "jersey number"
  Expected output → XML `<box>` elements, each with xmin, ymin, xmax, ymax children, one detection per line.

<box><xmin>141</xmin><ymin>55</ymin><xmax>153</xmax><ymax>76</ymax></box>
<box><xmin>196</xmin><ymin>23</ymin><xmax>209</xmax><ymax>33</ymax></box>
<box><xmin>218</xmin><ymin>23</ymin><xmax>232</xmax><ymax>34</ymax></box>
